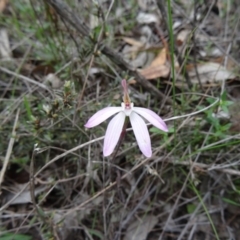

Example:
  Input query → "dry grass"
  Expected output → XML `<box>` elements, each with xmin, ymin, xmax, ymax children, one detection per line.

<box><xmin>1</xmin><ymin>0</ymin><xmax>240</xmax><ymax>240</ymax></box>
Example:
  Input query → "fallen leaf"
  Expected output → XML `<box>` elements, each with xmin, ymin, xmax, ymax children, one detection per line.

<box><xmin>122</xmin><ymin>42</ymin><xmax>147</xmax><ymax>67</ymax></box>
<box><xmin>156</xmin><ymin>48</ymin><xmax>167</xmax><ymax>63</ymax></box>
<box><xmin>176</xmin><ymin>29</ymin><xmax>191</xmax><ymax>57</ymax></box>
<box><xmin>4</xmin><ymin>184</ymin><xmax>48</xmax><ymax>205</ymax></box>
<box><xmin>137</xmin><ymin>12</ymin><xmax>159</xmax><ymax>24</ymax></box>
<box><xmin>138</xmin><ymin>48</ymin><xmax>170</xmax><ymax>80</ymax></box>
<box><xmin>122</xmin><ymin>34</ymin><xmax>155</xmax><ymax>68</ymax></box>
<box><xmin>176</xmin><ymin>29</ymin><xmax>191</xmax><ymax>47</ymax></box>
<box><xmin>44</xmin><ymin>73</ymin><xmax>63</xmax><ymax>89</ymax></box>
<box><xmin>32</xmin><ymin>64</ymin><xmax>55</xmax><ymax>76</ymax></box>
<box><xmin>187</xmin><ymin>62</ymin><xmax>235</xmax><ymax>84</ymax></box>
<box><xmin>122</xmin><ymin>37</ymin><xmax>145</xmax><ymax>48</ymax></box>
<box><xmin>124</xmin><ymin>215</ymin><xmax>158</xmax><ymax>240</ymax></box>
<box><xmin>131</xmin><ymin>51</ymin><xmax>148</xmax><ymax>68</ymax></box>
<box><xmin>210</xmin><ymin>56</ymin><xmax>236</xmax><ymax>70</ymax></box>
<box><xmin>89</xmin><ymin>67</ymin><xmax>104</xmax><ymax>75</ymax></box>
<box><xmin>138</xmin><ymin>64</ymin><xmax>170</xmax><ymax>80</ymax></box>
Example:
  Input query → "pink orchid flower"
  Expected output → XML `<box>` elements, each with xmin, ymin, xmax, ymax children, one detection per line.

<box><xmin>85</xmin><ymin>80</ymin><xmax>168</xmax><ymax>157</ymax></box>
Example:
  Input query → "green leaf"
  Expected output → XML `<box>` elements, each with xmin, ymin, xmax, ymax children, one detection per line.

<box><xmin>221</xmin><ymin>91</ymin><xmax>227</xmax><ymax>102</ymax></box>
<box><xmin>150</xmin><ymin>126</ymin><xmax>174</xmax><ymax>134</ymax></box>
<box><xmin>0</xmin><ymin>233</ymin><xmax>32</xmax><ymax>240</ymax></box>
<box><xmin>88</xmin><ymin>229</ymin><xmax>104</xmax><ymax>239</ymax></box>
<box><xmin>23</xmin><ymin>96</ymin><xmax>35</xmax><ymax>121</ymax></box>
<box><xmin>221</xmin><ymin>197</ymin><xmax>240</xmax><ymax>207</ymax></box>
<box><xmin>187</xmin><ymin>203</ymin><xmax>196</xmax><ymax>214</ymax></box>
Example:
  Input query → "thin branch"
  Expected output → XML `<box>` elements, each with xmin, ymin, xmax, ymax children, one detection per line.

<box><xmin>44</xmin><ymin>0</ymin><xmax>90</xmax><ymax>36</ymax></box>
<box><xmin>44</xmin><ymin>0</ymin><xmax>174</xmax><ymax>105</ymax></box>
<box><xmin>30</xmin><ymin>145</ymin><xmax>60</xmax><ymax>240</ymax></box>
<box><xmin>0</xmin><ymin>66</ymin><xmax>52</xmax><ymax>94</ymax></box>
<box><xmin>167</xmin><ymin>158</ymin><xmax>240</xmax><ymax>176</ymax></box>
<box><xmin>0</xmin><ymin>108</ymin><xmax>20</xmax><ymax>191</ymax></box>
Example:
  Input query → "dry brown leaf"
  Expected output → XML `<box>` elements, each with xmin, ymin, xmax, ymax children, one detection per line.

<box><xmin>138</xmin><ymin>64</ymin><xmax>170</xmax><ymax>80</ymax></box>
<box><xmin>32</xmin><ymin>64</ymin><xmax>55</xmax><ymax>76</ymax></box>
<box><xmin>0</xmin><ymin>0</ymin><xmax>8</xmax><ymax>13</ymax></box>
<box><xmin>123</xmin><ymin>215</ymin><xmax>158</xmax><ymax>240</ymax></box>
<box><xmin>150</xmin><ymin>48</ymin><xmax>167</xmax><ymax>66</ymax></box>
<box><xmin>137</xmin><ymin>48</ymin><xmax>170</xmax><ymax>80</ymax></box>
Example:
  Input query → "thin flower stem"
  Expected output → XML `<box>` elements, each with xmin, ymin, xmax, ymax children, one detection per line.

<box><xmin>109</xmin><ymin>118</ymin><xmax>129</xmax><ymax>184</ymax></box>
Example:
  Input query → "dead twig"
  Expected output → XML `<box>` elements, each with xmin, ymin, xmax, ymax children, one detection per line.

<box><xmin>167</xmin><ymin>158</ymin><xmax>240</xmax><ymax>176</ymax></box>
<box><xmin>0</xmin><ymin>66</ymin><xmax>52</xmax><ymax>94</ymax></box>
<box><xmin>44</xmin><ymin>0</ymin><xmax>174</xmax><ymax>105</ymax></box>
<box><xmin>29</xmin><ymin>145</ymin><xmax>60</xmax><ymax>240</ymax></box>
<box><xmin>0</xmin><ymin>108</ymin><xmax>20</xmax><ymax>192</ymax></box>
<box><xmin>74</xmin><ymin>0</ymin><xmax>115</xmax><ymax>123</ymax></box>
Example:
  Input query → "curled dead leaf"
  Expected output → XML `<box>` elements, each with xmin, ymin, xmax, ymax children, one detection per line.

<box><xmin>150</xmin><ymin>48</ymin><xmax>167</xmax><ymax>66</ymax></box>
<box><xmin>138</xmin><ymin>64</ymin><xmax>170</xmax><ymax>80</ymax></box>
<box><xmin>137</xmin><ymin>48</ymin><xmax>170</xmax><ymax>80</ymax></box>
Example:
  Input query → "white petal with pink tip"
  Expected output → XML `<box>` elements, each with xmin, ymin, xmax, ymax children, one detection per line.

<box><xmin>84</xmin><ymin>107</ymin><xmax>122</xmax><ymax>128</ymax></box>
<box><xmin>130</xmin><ymin>112</ymin><xmax>152</xmax><ymax>157</ymax></box>
<box><xmin>133</xmin><ymin>107</ymin><xmax>168</xmax><ymax>132</ymax></box>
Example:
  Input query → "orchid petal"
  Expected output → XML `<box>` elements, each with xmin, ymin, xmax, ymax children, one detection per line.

<box><xmin>103</xmin><ymin>111</ymin><xmax>125</xmax><ymax>156</ymax></box>
<box><xmin>130</xmin><ymin>112</ymin><xmax>152</xmax><ymax>157</ymax></box>
<box><xmin>133</xmin><ymin>107</ymin><xmax>168</xmax><ymax>132</ymax></box>
<box><xmin>85</xmin><ymin>107</ymin><xmax>122</xmax><ymax>128</ymax></box>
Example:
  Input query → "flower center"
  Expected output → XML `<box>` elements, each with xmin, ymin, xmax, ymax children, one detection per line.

<box><xmin>125</xmin><ymin>102</ymin><xmax>131</xmax><ymax>109</ymax></box>
<box><xmin>122</xmin><ymin>102</ymin><xmax>133</xmax><ymax>116</ymax></box>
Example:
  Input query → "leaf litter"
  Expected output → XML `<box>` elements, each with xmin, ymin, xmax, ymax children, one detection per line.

<box><xmin>1</xmin><ymin>0</ymin><xmax>240</xmax><ymax>239</ymax></box>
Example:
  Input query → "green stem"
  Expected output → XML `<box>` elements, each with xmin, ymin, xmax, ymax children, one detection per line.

<box><xmin>167</xmin><ymin>0</ymin><xmax>176</xmax><ymax>142</ymax></box>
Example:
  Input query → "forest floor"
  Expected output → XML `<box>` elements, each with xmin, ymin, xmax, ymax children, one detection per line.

<box><xmin>1</xmin><ymin>0</ymin><xmax>240</xmax><ymax>239</ymax></box>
